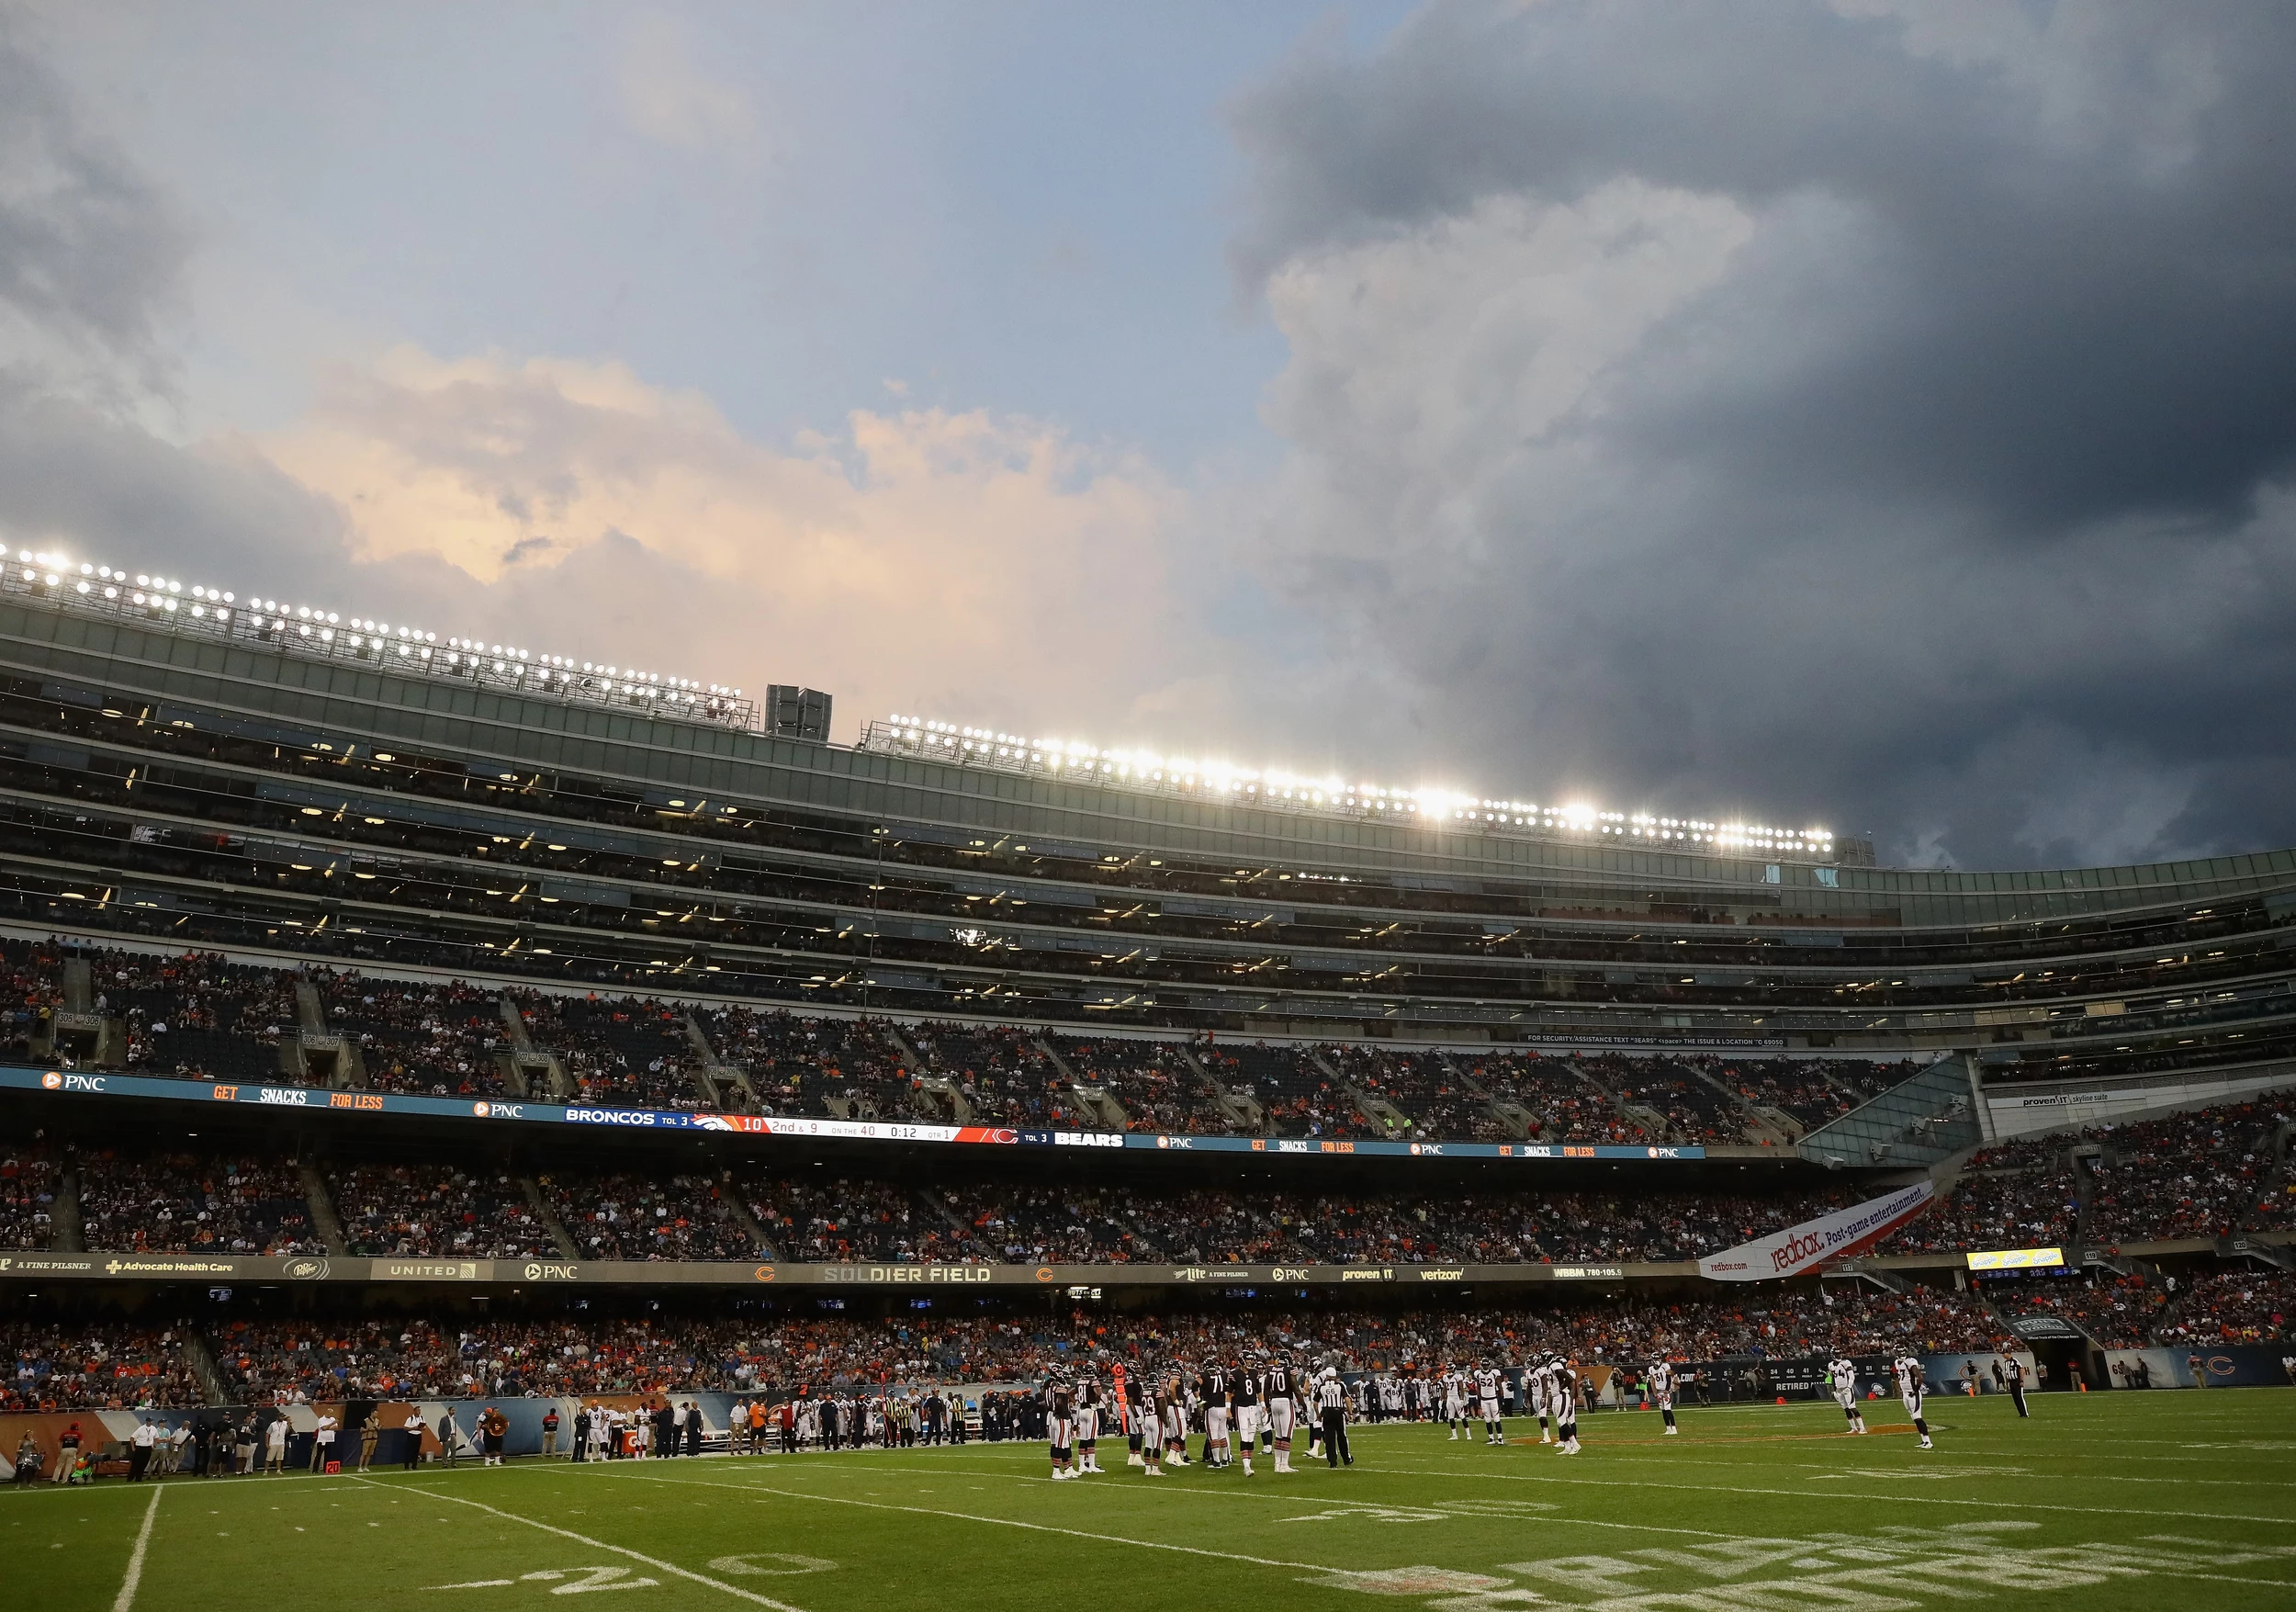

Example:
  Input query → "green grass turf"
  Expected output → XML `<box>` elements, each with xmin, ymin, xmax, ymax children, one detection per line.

<box><xmin>9</xmin><ymin>1392</ymin><xmax>2296</xmax><ymax>1612</ymax></box>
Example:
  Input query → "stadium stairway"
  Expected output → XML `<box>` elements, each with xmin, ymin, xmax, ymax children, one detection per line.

<box><xmin>1306</xmin><ymin>1045</ymin><xmax>1414</xmax><ymax>1137</ymax></box>
<box><xmin>1032</xmin><ymin>1035</ymin><xmax>1131</xmax><ymax>1132</ymax></box>
<box><xmin>283</xmin><ymin>977</ymin><xmax>367</xmax><ymax>1089</ymax></box>
<box><xmin>299</xmin><ymin>1160</ymin><xmax>351</xmax><ymax>1257</ymax></box>
<box><xmin>181</xmin><ymin>1332</ymin><xmax>228</xmax><ymax>1407</ymax></box>
<box><xmin>51</xmin><ymin>1165</ymin><xmax>81</xmax><ymax>1252</ymax></box>
<box><xmin>497</xmin><ymin>995</ymin><xmax>574</xmax><ymax>1099</ymax></box>
<box><xmin>519</xmin><ymin>1177</ymin><xmax>582</xmax><ymax>1260</ymax></box>
<box><xmin>681</xmin><ymin>1011</ymin><xmax>760</xmax><ymax>1111</ymax></box>
<box><xmin>1687</xmin><ymin>1062</ymin><xmax>1797</xmax><ymax>1144</ymax></box>
<box><xmin>1444</xmin><ymin>1053</ymin><xmax>1536</xmax><ymax>1139</ymax></box>
<box><xmin>1570</xmin><ymin>1060</ymin><xmax>1668</xmax><ymax>1141</ymax></box>
<box><xmin>717</xmin><ymin>1176</ymin><xmax>776</xmax><ymax>1257</ymax></box>
<box><xmin>1179</xmin><ymin>1045</ymin><xmax>1267</xmax><ymax>1133</ymax></box>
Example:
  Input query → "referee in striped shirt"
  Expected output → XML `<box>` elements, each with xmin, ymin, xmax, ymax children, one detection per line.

<box><xmin>1316</xmin><ymin>1369</ymin><xmax>1352</xmax><ymax>1469</ymax></box>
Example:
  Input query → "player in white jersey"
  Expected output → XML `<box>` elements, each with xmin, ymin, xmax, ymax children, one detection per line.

<box><xmin>1475</xmin><ymin>1363</ymin><xmax>1504</xmax><ymax>1444</ymax></box>
<box><xmin>1892</xmin><ymin>1356</ymin><xmax>1932</xmax><ymax>1449</ymax></box>
<box><xmin>1647</xmin><ymin>1359</ymin><xmax>1680</xmax><ymax>1435</ymax></box>
<box><xmin>1549</xmin><ymin>1356</ymin><xmax>1581</xmax><ymax>1454</ymax></box>
<box><xmin>1527</xmin><ymin>1358</ymin><xmax>1554</xmax><ymax>1443</ymax></box>
<box><xmin>1828</xmin><ymin>1357</ymin><xmax>1868</xmax><ymax>1433</ymax></box>
<box><xmin>1441</xmin><ymin>1370</ymin><xmax>1468</xmax><ymax>1438</ymax></box>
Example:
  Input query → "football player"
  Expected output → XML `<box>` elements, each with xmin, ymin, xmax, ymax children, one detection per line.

<box><xmin>1893</xmin><ymin>1355</ymin><xmax>1933</xmax><ymax>1449</ymax></box>
<box><xmin>1046</xmin><ymin>1371</ymin><xmax>1076</xmax><ymax>1480</ymax></box>
<box><xmin>1550</xmin><ymin>1355</ymin><xmax>1581</xmax><ymax>1455</ymax></box>
<box><xmin>1230</xmin><ymin>1358</ymin><xmax>1261</xmax><ymax>1476</ymax></box>
<box><xmin>1262</xmin><ymin>1352</ymin><xmax>1298</xmax><ymax>1473</ymax></box>
<box><xmin>1648</xmin><ymin>1358</ymin><xmax>1679</xmax><ymax>1436</ymax></box>
<box><xmin>1200</xmin><ymin>1358</ymin><xmax>1232</xmax><ymax>1469</ymax></box>
<box><xmin>1828</xmin><ymin>1355</ymin><xmax>1868</xmax><ymax>1434</ymax></box>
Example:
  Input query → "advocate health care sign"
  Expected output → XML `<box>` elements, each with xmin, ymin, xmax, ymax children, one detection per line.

<box><xmin>1697</xmin><ymin>1180</ymin><xmax>1936</xmax><ymax>1281</ymax></box>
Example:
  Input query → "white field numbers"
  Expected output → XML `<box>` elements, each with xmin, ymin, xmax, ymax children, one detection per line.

<box><xmin>429</xmin><ymin>1569</ymin><xmax>658</xmax><ymax>1595</ymax></box>
<box><xmin>429</xmin><ymin>1560</ymin><xmax>834</xmax><ymax>1595</ymax></box>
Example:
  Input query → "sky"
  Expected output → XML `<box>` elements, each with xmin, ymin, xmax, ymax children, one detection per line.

<box><xmin>4</xmin><ymin>1</ymin><xmax>2295</xmax><ymax>873</ymax></box>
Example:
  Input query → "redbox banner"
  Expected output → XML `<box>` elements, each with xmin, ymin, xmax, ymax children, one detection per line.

<box><xmin>1696</xmin><ymin>1180</ymin><xmax>1935</xmax><ymax>1282</ymax></box>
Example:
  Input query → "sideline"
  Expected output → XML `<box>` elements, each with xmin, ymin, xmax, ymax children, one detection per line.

<box><xmin>347</xmin><ymin>1476</ymin><xmax>810</xmax><ymax>1611</ymax></box>
<box><xmin>111</xmin><ymin>1484</ymin><xmax>163</xmax><ymax>1612</ymax></box>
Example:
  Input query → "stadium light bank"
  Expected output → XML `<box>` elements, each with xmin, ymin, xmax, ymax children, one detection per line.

<box><xmin>860</xmin><ymin>714</ymin><xmax>1842</xmax><ymax>864</ymax></box>
<box><xmin>0</xmin><ymin>547</ymin><xmax>756</xmax><ymax>728</ymax></box>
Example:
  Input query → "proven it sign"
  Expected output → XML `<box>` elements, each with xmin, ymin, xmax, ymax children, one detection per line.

<box><xmin>1697</xmin><ymin>1181</ymin><xmax>1935</xmax><ymax>1282</ymax></box>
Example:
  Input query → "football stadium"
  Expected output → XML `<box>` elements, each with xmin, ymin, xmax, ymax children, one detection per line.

<box><xmin>1</xmin><ymin>560</ymin><xmax>2291</xmax><ymax>1610</ymax></box>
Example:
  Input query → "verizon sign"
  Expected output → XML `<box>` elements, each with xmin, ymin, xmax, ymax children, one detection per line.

<box><xmin>1696</xmin><ymin>1180</ymin><xmax>1935</xmax><ymax>1282</ymax></box>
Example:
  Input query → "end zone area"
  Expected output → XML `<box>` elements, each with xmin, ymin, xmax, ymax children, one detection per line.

<box><xmin>11</xmin><ymin>1392</ymin><xmax>2295</xmax><ymax>1612</ymax></box>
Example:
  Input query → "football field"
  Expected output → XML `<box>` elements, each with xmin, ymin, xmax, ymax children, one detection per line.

<box><xmin>10</xmin><ymin>1392</ymin><xmax>2296</xmax><ymax>1612</ymax></box>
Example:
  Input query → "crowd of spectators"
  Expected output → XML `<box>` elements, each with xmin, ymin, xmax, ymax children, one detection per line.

<box><xmin>3</xmin><ymin>1322</ymin><xmax>207</xmax><ymax>1410</ymax></box>
<box><xmin>542</xmin><ymin>1172</ymin><xmax>758</xmax><ymax>1261</ymax></box>
<box><xmin>1</xmin><ymin>1149</ymin><xmax>56</xmax><ymax>1249</ymax></box>
<box><xmin>1581</xmin><ymin>1055</ymin><xmax>1751</xmax><ymax>1144</ymax></box>
<box><xmin>15</xmin><ymin>1260</ymin><xmax>2291</xmax><ymax>1411</ymax></box>
<box><xmin>2157</xmin><ymin>1268</ymin><xmax>2294</xmax><ymax>1346</ymax></box>
<box><xmin>741</xmin><ymin>1171</ymin><xmax>975</xmax><ymax>1262</ymax></box>
<box><xmin>1983</xmin><ymin>1275</ymin><xmax>2167</xmax><ymax>1349</ymax></box>
<box><xmin>1323</xmin><ymin>1046</ymin><xmax>1503</xmax><ymax>1140</ymax></box>
<box><xmin>1454</xmin><ymin>1053</ymin><xmax>1645</xmax><ymax>1143</ymax></box>
<box><xmin>522</xmin><ymin>992</ymin><xmax>700</xmax><ymax>1110</ymax></box>
<box><xmin>703</xmin><ymin>1007</ymin><xmax>917</xmax><ymax>1119</ymax></box>
<box><xmin>905</xmin><ymin>1021</ymin><xmax>1071</xmax><ymax>1126</ymax></box>
<box><xmin>1049</xmin><ymin>1036</ymin><xmax>1229</xmax><ymax>1133</ymax></box>
<box><xmin>331</xmin><ymin>978</ymin><xmax>509</xmax><ymax>1097</ymax></box>
<box><xmin>1199</xmin><ymin>1043</ymin><xmax>1385</xmax><ymax>1140</ymax></box>
<box><xmin>332</xmin><ymin>1165</ymin><xmax>560</xmax><ymax>1259</ymax></box>
<box><xmin>2084</xmin><ymin>1102</ymin><xmax>2287</xmax><ymax>1245</ymax></box>
<box><xmin>75</xmin><ymin>1152</ymin><xmax>322</xmax><ymax>1256</ymax></box>
<box><xmin>1884</xmin><ymin>1157</ymin><xmax>2079</xmax><ymax>1255</ymax></box>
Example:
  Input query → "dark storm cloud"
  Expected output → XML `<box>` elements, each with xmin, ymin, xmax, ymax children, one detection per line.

<box><xmin>0</xmin><ymin>32</ymin><xmax>453</xmax><ymax>626</ymax></box>
<box><xmin>1232</xmin><ymin>0</ymin><xmax>2296</xmax><ymax>867</ymax></box>
<box><xmin>0</xmin><ymin>31</ymin><xmax>189</xmax><ymax>389</ymax></box>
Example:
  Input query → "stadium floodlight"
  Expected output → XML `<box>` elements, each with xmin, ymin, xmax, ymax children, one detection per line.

<box><xmin>859</xmin><ymin>709</ymin><xmax>1840</xmax><ymax>861</ymax></box>
<box><xmin>3</xmin><ymin>549</ymin><xmax>759</xmax><ymax>732</ymax></box>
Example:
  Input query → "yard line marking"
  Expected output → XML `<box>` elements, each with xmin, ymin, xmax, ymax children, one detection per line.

<box><xmin>606</xmin><ymin>1469</ymin><xmax>1347</xmax><ymax>1573</ymax></box>
<box><xmin>1361</xmin><ymin>1460</ymin><xmax>2296</xmax><ymax>1525</ymax></box>
<box><xmin>111</xmin><ymin>1485</ymin><xmax>163</xmax><ymax>1612</ymax></box>
<box><xmin>805</xmin><ymin>1458</ymin><xmax>1761</xmax><ymax>1540</ymax></box>
<box><xmin>347</xmin><ymin>1479</ymin><xmax>805</xmax><ymax>1611</ymax></box>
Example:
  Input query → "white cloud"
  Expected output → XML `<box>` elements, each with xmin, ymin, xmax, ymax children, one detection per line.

<box><xmin>253</xmin><ymin>346</ymin><xmax>1216</xmax><ymax>741</ymax></box>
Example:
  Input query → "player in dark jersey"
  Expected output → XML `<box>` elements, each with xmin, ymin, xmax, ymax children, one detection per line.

<box><xmin>1262</xmin><ymin>1356</ymin><xmax>1297</xmax><ymax>1474</ymax></box>
<box><xmin>1159</xmin><ymin>1369</ymin><xmax>1188</xmax><ymax>1469</ymax></box>
<box><xmin>1230</xmin><ymin>1359</ymin><xmax>1261</xmax><ymax>1476</ymax></box>
<box><xmin>1075</xmin><ymin>1371</ymin><xmax>1103</xmax><ymax>1474</ymax></box>
<box><xmin>1045</xmin><ymin>1373</ymin><xmax>1076</xmax><ymax>1481</ymax></box>
<box><xmin>1199</xmin><ymin>1361</ymin><xmax>1232</xmax><ymax>1469</ymax></box>
<box><xmin>1122</xmin><ymin>1367</ymin><xmax>1148</xmax><ymax>1467</ymax></box>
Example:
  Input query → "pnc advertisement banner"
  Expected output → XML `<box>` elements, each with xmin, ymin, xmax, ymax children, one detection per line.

<box><xmin>0</xmin><ymin>1064</ymin><xmax>1706</xmax><ymax>1165</ymax></box>
<box><xmin>1696</xmin><ymin>1180</ymin><xmax>1936</xmax><ymax>1282</ymax></box>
